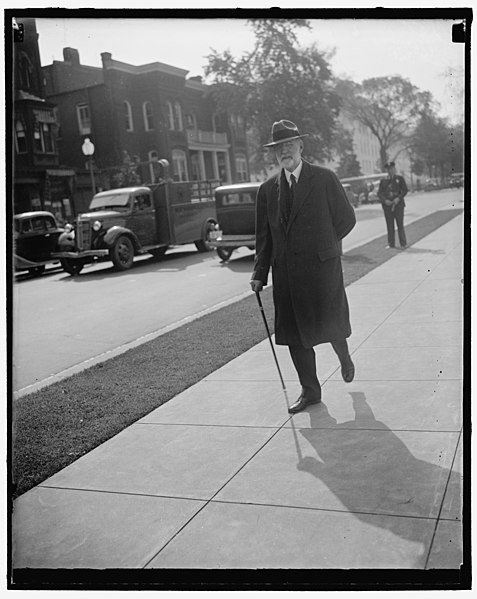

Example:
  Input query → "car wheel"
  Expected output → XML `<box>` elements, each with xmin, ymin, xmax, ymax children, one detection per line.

<box><xmin>195</xmin><ymin>220</ymin><xmax>217</xmax><ymax>253</ymax></box>
<box><xmin>110</xmin><ymin>235</ymin><xmax>134</xmax><ymax>270</ymax></box>
<box><xmin>217</xmin><ymin>247</ymin><xmax>234</xmax><ymax>262</ymax></box>
<box><xmin>60</xmin><ymin>258</ymin><xmax>84</xmax><ymax>276</ymax></box>
<box><xmin>28</xmin><ymin>265</ymin><xmax>46</xmax><ymax>277</ymax></box>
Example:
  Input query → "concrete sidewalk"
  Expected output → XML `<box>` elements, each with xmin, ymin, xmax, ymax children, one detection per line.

<box><xmin>12</xmin><ymin>213</ymin><xmax>464</xmax><ymax>570</ymax></box>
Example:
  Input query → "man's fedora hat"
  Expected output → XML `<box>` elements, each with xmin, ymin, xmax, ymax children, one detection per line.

<box><xmin>264</xmin><ymin>119</ymin><xmax>309</xmax><ymax>147</ymax></box>
<box><xmin>384</xmin><ymin>161</ymin><xmax>395</xmax><ymax>168</ymax></box>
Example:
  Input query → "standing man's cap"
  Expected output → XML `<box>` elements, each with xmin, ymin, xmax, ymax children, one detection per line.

<box><xmin>384</xmin><ymin>161</ymin><xmax>395</xmax><ymax>168</ymax></box>
<box><xmin>263</xmin><ymin>120</ymin><xmax>309</xmax><ymax>147</ymax></box>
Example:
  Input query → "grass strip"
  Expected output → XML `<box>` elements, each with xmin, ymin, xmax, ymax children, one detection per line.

<box><xmin>12</xmin><ymin>208</ymin><xmax>462</xmax><ymax>498</ymax></box>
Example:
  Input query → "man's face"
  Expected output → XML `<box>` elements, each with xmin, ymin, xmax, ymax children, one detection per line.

<box><xmin>387</xmin><ymin>166</ymin><xmax>396</xmax><ymax>177</ymax></box>
<box><xmin>274</xmin><ymin>138</ymin><xmax>302</xmax><ymax>172</ymax></box>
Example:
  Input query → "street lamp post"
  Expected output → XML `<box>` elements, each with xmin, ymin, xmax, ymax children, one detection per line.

<box><xmin>81</xmin><ymin>137</ymin><xmax>96</xmax><ymax>196</ymax></box>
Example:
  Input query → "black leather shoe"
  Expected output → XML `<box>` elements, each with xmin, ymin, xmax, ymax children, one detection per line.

<box><xmin>288</xmin><ymin>394</ymin><xmax>321</xmax><ymax>414</ymax></box>
<box><xmin>341</xmin><ymin>356</ymin><xmax>355</xmax><ymax>383</ymax></box>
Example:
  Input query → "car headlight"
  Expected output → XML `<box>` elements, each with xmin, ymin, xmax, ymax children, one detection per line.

<box><xmin>92</xmin><ymin>220</ymin><xmax>102</xmax><ymax>232</ymax></box>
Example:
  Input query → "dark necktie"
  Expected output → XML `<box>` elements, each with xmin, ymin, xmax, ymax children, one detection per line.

<box><xmin>288</xmin><ymin>174</ymin><xmax>296</xmax><ymax>218</ymax></box>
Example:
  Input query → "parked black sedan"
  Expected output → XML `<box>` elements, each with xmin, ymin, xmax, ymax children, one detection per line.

<box><xmin>14</xmin><ymin>211</ymin><xmax>64</xmax><ymax>276</ymax></box>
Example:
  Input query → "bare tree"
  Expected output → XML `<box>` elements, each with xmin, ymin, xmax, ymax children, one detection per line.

<box><xmin>337</xmin><ymin>76</ymin><xmax>433</xmax><ymax>169</ymax></box>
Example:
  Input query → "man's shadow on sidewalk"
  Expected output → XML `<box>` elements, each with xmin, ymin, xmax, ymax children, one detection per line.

<box><xmin>295</xmin><ymin>392</ymin><xmax>462</xmax><ymax>567</ymax></box>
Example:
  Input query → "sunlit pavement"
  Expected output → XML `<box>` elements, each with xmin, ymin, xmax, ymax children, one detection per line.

<box><xmin>12</xmin><ymin>210</ymin><xmax>464</xmax><ymax>570</ymax></box>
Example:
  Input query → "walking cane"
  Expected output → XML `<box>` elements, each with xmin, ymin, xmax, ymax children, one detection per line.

<box><xmin>255</xmin><ymin>291</ymin><xmax>286</xmax><ymax>391</ymax></box>
<box><xmin>255</xmin><ymin>292</ymin><xmax>303</xmax><ymax>461</ymax></box>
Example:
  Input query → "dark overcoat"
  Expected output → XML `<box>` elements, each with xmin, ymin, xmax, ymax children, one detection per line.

<box><xmin>252</xmin><ymin>160</ymin><xmax>356</xmax><ymax>348</ymax></box>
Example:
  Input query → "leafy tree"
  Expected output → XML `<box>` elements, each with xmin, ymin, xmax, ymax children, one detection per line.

<box><xmin>410</xmin><ymin>113</ymin><xmax>463</xmax><ymax>179</ymax></box>
<box><xmin>108</xmin><ymin>150</ymin><xmax>141</xmax><ymax>188</ymax></box>
<box><xmin>205</xmin><ymin>19</ymin><xmax>341</xmax><ymax>176</ymax></box>
<box><xmin>337</xmin><ymin>76</ymin><xmax>433</xmax><ymax>169</ymax></box>
<box><xmin>333</xmin><ymin>126</ymin><xmax>362</xmax><ymax>178</ymax></box>
<box><xmin>446</xmin><ymin>123</ymin><xmax>464</xmax><ymax>174</ymax></box>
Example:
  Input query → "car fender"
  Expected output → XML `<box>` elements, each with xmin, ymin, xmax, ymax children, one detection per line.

<box><xmin>57</xmin><ymin>230</ymin><xmax>76</xmax><ymax>250</ymax></box>
<box><xmin>200</xmin><ymin>217</ymin><xmax>217</xmax><ymax>240</ymax></box>
<box><xmin>103</xmin><ymin>226</ymin><xmax>141</xmax><ymax>250</ymax></box>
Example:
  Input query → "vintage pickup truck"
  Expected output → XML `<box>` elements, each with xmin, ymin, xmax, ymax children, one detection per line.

<box><xmin>54</xmin><ymin>177</ymin><xmax>219</xmax><ymax>275</ymax></box>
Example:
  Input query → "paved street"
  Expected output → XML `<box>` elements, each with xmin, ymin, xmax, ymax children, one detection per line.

<box><xmin>13</xmin><ymin>189</ymin><xmax>462</xmax><ymax>395</ymax></box>
<box><xmin>12</xmin><ymin>210</ymin><xmax>464</xmax><ymax>570</ymax></box>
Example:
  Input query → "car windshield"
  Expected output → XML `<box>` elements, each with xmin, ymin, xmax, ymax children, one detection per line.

<box><xmin>89</xmin><ymin>192</ymin><xmax>131</xmax><ymax>211</ymax></box>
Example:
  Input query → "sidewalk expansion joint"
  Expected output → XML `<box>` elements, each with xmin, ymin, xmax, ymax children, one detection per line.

<box><xmin>134</xmin><ymin>421</ymin><xmax>289</xmax><ymax>429</ymax></box>
<box><xmin>424</xmin><ymin>428</ymin><xmax>463</xmax><ymax>569</ymax></box>
<box><xmin>37</xmin><ymin>484</ymin><xmax>209</xmax><ymax>503</ymax></box>
<box><xmin>133</xmin><ymin>422</ymin><xmax>462</xmax><ymax>434</ymax></box>
<box><xmin>204</xmin><ymin>497</ymin><xmax>441</xmax><ymax>522</ymax></box>
<box><xmin>143</xmin><ymin>423</ymin><xmax>291</xmax><ymax>567</ymax></box>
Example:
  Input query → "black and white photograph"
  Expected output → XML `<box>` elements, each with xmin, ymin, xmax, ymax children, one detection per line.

<box><xmin>7</xmin><ymin>4</ymin><xmax>470</xmax><ymax>591</ymax></box>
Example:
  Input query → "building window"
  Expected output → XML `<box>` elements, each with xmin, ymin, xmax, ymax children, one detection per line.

<box><xmin>173</xmin><ymin>102</ymin><xmax>183</xmax><ymax>131</ymax></box>
<box><xmin>166</xmin><ymin>101</ymin><xmax>174</xmax><ymax>130</ymax></box>
<box><xmin>42</xmin><ymin>122</ymin><xmax>55</xmax><ymax>153</ymax></box>
<box><xmin>76</xmin><ymin>103</ymin><xmax>91</xmax><ymax>135</ymax></box>
<box><xmin>143</xmin><ymin>101</ymin><xmax>154</xmax><ymax>131</ymax></box>
<box><xmin>148</xmin><ymin>150</ymin><xmax>159</xmax><ymax>182</ymax></box>
<box><xmin>19</xmin><ymin>53</ymin><xmax>32</xmax><ymax>90</ymax></box>
<box><xmin>53</xmin><ymin>107</ymin><xmax>62</xmax><ymax>139</ymax></box>
<box><xmin>235</xmin><ymin>155</ymin><xmax>248</xmax><ymax>182</ymax></box>
<box><xmin>190</xmin><ymin>153</ymin><xmax>201</xmax><ymax>180</ymax></box>
<box><xmin>33</xmin><ymin>122</ymin><xmax>43</xmax><ymax>152</ymax></box>
<box><xmin>218</xmin><ymin>152</ymin><xmax>228</xmax><ymax>182</ymax></box>
<box><xmin>172</xmin><ymin>149</ymin><xmax>188</xmax><ymax>181</ymax></box>
<box><xmin>15</xmin><ymin>120</ymin><xmax>27</xmax><ymax>153</ymax></box>
<box><xmin>124</xmin><ymin>101</ymin><xmax>133</xmax><ymax>131</ymax></box>
<box><xmin>31</xmin><ymin>120</ymin><xmax>55</xmax><ymax>154</ymax></box>
<box><xmin>185</xmin><ymin>112</ymin><xmax>196</xmax><ymax>130</ymax></box>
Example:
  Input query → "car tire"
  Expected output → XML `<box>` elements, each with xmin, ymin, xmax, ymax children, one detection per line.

<box><xmin>110</xmin><ymin>235</ymin><xmax>135</xmax><ymax>270</ymax></box>
<box><xmin>60</xmin><ymin>258</ymin><xmax>84</xmax><ymax>276</ymax></box>
<box><xmin>195</xmin><ymin>220</ymin><xmax>217</xmax><ymax>253</ymax></box>
<box><xmin>28</xmin><ymin>265</ymin><xmax>46</xmax><ymax>277</ymax></box>
<box><xmin>217</xmin><ymin>247</ymin><xmax>234</xmax><ymax>262</ymax></box>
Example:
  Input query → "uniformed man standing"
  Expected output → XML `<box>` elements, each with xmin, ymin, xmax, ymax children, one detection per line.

<box><xmin>378</xmin><ymin>161</ymin><xmax>408</xmax><ymax>249</ymax></box>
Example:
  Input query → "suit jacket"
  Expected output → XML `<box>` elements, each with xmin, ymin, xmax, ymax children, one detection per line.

<box><xmin>252</xmin><ymin>160</ymin><xmax>356</xmax><ymax>347</ymax></box>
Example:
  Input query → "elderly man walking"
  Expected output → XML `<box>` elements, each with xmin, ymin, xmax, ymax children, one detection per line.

<box><xmin>250</xmin><ymin>120</ymin><xmax>356</xmax><ymax>413</ymax></box>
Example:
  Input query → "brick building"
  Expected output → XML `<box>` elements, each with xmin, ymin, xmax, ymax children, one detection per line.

<box><xmin>43</xmin><ymin>48</ymin><xmax>250</xmax><ymax>213</ymax></box>
<box><xmin>13</xmin><ymin>17</ymin><xmax>75</xmax><ymax>220</ymax></box>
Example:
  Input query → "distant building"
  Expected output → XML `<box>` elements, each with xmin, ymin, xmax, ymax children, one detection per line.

<box><xmin>323</xmin><ymin>112</ymin><xmax>416</xmax><ymax>188</ymax></box>
<box><xmin>43</xmin><ymin>48</ymin><xmax>249</xmax><ymax>213</ymax></box>
<box><xmin>13</xmin><ymin>18</ymin><xmax>75</xmax><ymax>220</ymax></box>
<box><xmin>323</xmin><ymin>113</ymin><xmax>381</xmax><ymax>177</ymax></box>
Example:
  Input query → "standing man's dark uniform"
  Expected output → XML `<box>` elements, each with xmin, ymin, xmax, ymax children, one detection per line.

<box><xmin>378</xmin><ymin>161</ymin><xmax>408</xmax><ymax>249</ymax></box>
<box><xmin>250</xmin><ymin>120</ymin><xmax>356</xmax><ymax>414</ymax></box>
